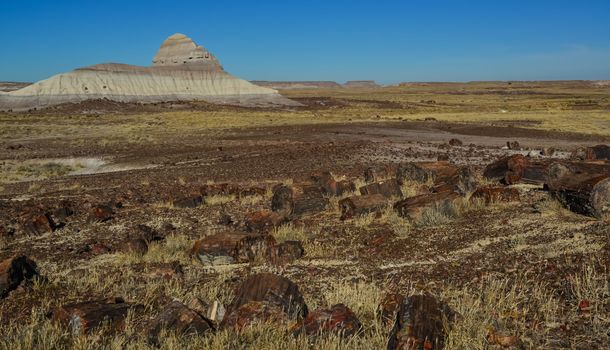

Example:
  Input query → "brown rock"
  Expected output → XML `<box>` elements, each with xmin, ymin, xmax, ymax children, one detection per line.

<box><xmin>448</xmin><ymin>138</ymin><xmax>463</xmax><ymax>146</ymax></box>
<box><xmin>360</xmin><ymin>179</ymin><xmax>403</xmax><ymax>198</ymax></box>
<box><xmin>146</xmin><ymin>301</ymin><xmax>214</xmax><ymax>344</ymax></box>
<box><xmin>292</xmin><ymin>303</ymin><xmax>362</xmax><ymax>337</ymax></box>
<box><xmin>21</xmin><ymin>213</ymin><xmax>55</xmax><ymax>235</ymax></box>
<box><xmin>471</xmin><ymin>187</ymin><xmax>520</xmax><ymax>204</ymax></box>
<box><xmin>584</xmin><ymin>144</ymin><xmax>610</xmax><ymax>160</ymax></box>
<box><xmin>272</xmin><ymin>184</ymin><xmax>328</xmax><ymax>218</ymax></box>
<box><xmin>190</xmin><ymin>232</ymin><xmax>276</xmax><ymax>265</ymax></box>
<box><xmin>51</xmin><ymin>298</ymin><xmax>138</xmax><ymax>335</ymax></box>
<box><xmin>364</xmin><ymin>167</ymin><xmax>377</xmax><ymax>183</ymax></box>
<box><xmin>396</xmin><ymin>162</ymin><xmax>458</xmax><ymax>184</ymax></box>
<box><xmin>91</xmin><ymin>205</ymin><xmax>114</xmax><ymax>222</ymax></box>
<box><xmin>339</xmin><ymin>194</ymin><xmax>387</xmax><ymax>220</ymax></box>
<box><xmin>0</xmin><ymin>255</ymin><xmax>39</xmax><ymax>298</ymax></box>
<box><xmin>378</xmin><ymin>293</ymin><xmax>404</xmax><ymax>329</ymax></box>
<box><xmin>387</xmin><ymin>294</ymin><xmax>453</xmax><ymax>350</ymax></box>
<box><xmin>222</xmin><ymin>301</ymin><xmax>289</xmax><ymax>330</ymax></box>
<box><xmin>226</xmin><ymin>273</ymin><xmax>307</xmax><ymax>323</ymax></box>
<box><xmin>244</xmin><ymin>210</ymin><xmax>287</xmax><ymax>232</ymax></box>
<box><xmin>137</xmin><ymin>224</ymin><xmax>165</xmax><ymax>242</ymax></box>
<box><xmin>507</xmin><ymin>141</ymin><xmax>520</xmax><ymax>150</ymax></box>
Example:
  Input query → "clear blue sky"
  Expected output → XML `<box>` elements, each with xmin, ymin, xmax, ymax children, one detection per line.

<box><xmin>1</xmin><ymin>0</ymin><xmax>610</xmax><ymax>83</ymax></box>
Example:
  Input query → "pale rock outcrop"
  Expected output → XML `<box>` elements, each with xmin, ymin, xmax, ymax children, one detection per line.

<box><xmin>0</xmin><ymin>33</ymin><xmax>299</xmax><ymax>110</ymax></box>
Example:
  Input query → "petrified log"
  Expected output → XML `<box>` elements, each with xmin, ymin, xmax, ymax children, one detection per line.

<box><xmin>292</xmin><ymin>303</ymin><xmax>362</xmax><ymax>337</ymax></box>
<box><xmin>433</xmin><ymin>166</ymin><xmax>478</xmax><ymax>195</ymax></box>
<box><xmin>267</xmin><ymin>240</ymin><xmax>305</xmax><ymax>265</ymax></box>
<box><xmin>583</xmin><ymin>145</ymin><xmax>610</xmax><ymax>161</ymax></box>
<box><xmin>483</xmin><ymin>155</ymin><xmax>549</xmax><ymax>185</ymax></box>
<box><xmin>339</xmin><ymin>194</ymin><xmax>387</xmax><ymax>220</ymax></box>
<box><xmin>51</xmin><ymin>298</ymin><xmax>137</xmax><ymax>335</ymax></box>
<box><xmin>359</xmin><ymin>179</ymin><xmax>402</xmax><ymax>198</ymax></box>
<box><xmin>394</xmin><ymin>191</ymin><xmax>460</xmax><ymax>221</ymax></box>
<box><xmin>311</xmin><ymin>172</ymin><xmax>355</xmax><ymax>196</ymax></box>
<box><xmin>190</xmin><ymin>232</ymin><xmax>276</xmax><ymax>265</ymax></box>
<box><xmin>0</xmin><ymin>255</ymin><xmax>38</xmax><ymax>298</ymax></box>
<box><xmin>226</xmin><ymin>273</ymin><xmax>307</xmax><ymax>320</ymax></box>
<box><xmin>396</xmin><ymin>161</ymin><xmax>458</xmax><ymax>184</ymax></box>
<box><xmin>387</xmin><ymin>294</ymin><xmax>453</xmax><ymax>350</ymax></box>
<box><xmin>244</xmin><ymin>210</ymin><xmax>287</xmax><ymax>232</ymax></box>
<box><xmin>448</xmin><ymin>138</ymin><xmax>463</xmax><ymax>146</ymax></box>
<box><xmin>222</xmin><ymin>301</ymin><xmax>289</xmax><ymax>330</ymax></box>
<box><xmin>548</xmin><ymin>175</ymin><xmax>610</xmax><ymax>218</ymax></box>
<box><xmin>146</xmin><ymin>301</ymin><xmax>214</xmax><ymax>344</ymax></box>
<box><xmin>377</xmin><ymin>293</ymin><xmax>404</xmax><ymax>329</ymax></box>
<box><xmin>125</xmin><ymin>238</ymin><xmax>148</xmax><ymax>255</ymax></box>
<box><xmin>91</xmin><ymin>204</ymin><xmax>114</xmax><ymax>222</ymax></box>
<box><xmin>471</xmin><ymin>187</ymin><xmax>520</xmax><ymax>204</ymax></box>
<box><xmin>21</xmin><ymin>212</ymin><xmax>55</xmax><ymax>235</ymax></box>
<box><xmin>272</xmin><ymin>185</ymin><xmax>328</xmax><ymax>217</ymax></box>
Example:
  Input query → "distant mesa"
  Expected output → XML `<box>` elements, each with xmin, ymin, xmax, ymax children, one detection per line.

<box><xmin>251</xmin><ymin>80</ymin><xmax>380</xmax><ymax>90</ymax></box>
<box><xmin>0</xmin><ymin>33</ymin><xmax>299</xmax><ymax>111</ymax></box>
<box><xmin>343</xmin><ymin>80</ymin><xmax>379</xmax><ymax>88</ymax></box>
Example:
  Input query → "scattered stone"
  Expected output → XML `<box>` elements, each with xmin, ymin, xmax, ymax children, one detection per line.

<box><xmin>244</xmin><ymin>210</ymin><xmax>287</xmax><ymax>232</ymax></box>
<box><xmin>364</xmin><ymin>167</ymin><xmax>377</xmax><ymax>183</ymax></box>
<box><xmin>91</xmin><ymin>205</ymin><xmax>114</xmax><ymax>222</ymax></box>
<box><xmin>507</xmin><ymin>141</ymin><xmax>520</xmax><ymax>150</ymax></box>
<box><xmin>145</xmin><ymin>262</ymin><xmax>184</xmax><ymax>280</ymax></box>
<box><xmin>172</xmin><ymin>195</ymin><xmax>203</xmax><ymax>208</ymax></box>
<box><xmin>448</xmin><ymin>138</ymin><xmax>463</xmax><ymax>146</ymax></box>
<box><xmin>487</xmin><ymin>329</ymin><xmax>520</xmax><ymax>347</ymax></box>
<box><xmin>272</xmin><ymin>184</ymin><xmax>329</xmax><ymax>217</ymax></box>
<box><xmin>137</xmin><ymin>224</ymin><xmax>165</xmax><ymax>242</ymax></box>
<box><xmin>224</xmin><ymin>273</ymin><xmax>308</xmax><ymax>329</ymax></box>
<box><xmin>359</xmin><ymin>179</ymin><xmax>402</xmax><ymax>198</ymax></box>
<box><xmin>437</xmin><ymin>154</ymin><xmax>450</xmax><ymax>161</ymax></box>
<box><xmin>584</xmin><ymin>144</ymin><xmax>610</xmax><ymax>161</ymax></box>
<box><xmin>217</xmin><ymin>213</ymin><xmax>233</xmax><ymax>225</ymax></box>
<box><xmin>339</xmin><ymin>194</ymin><xmax>387</xmax><ymax>220</ymax></box>
<box><xmin>471</xmin><ymin>187</ymin><xmax>520</xmax><ymax>204</ymax></box>
<box><xmin>190</xmin><ymin>232</ymin><xmax>276</xmax><ymax>265</ymax></box>
<box><xmin>396</xmin><ymin>162</ymin><xmax>457</xmax><ymax>184</ymax></box>
<box><xmin>0</xmin><ymin>255</ymin><xmax>39</xmax><ymax>298</ymax></box>
<box><xmin>51</xmin><ymin>298</ymin><xmax>138</xmax><ymax>335</ymax></box>
<box><xmin>146</xmin><ymin>301</ymin><xmax>214</xmax><ymax>344</ymax></box>
<box><xmin>21</xmin><ymin>212</ymin><xmax>55</xmax><ymax>235</ymax></box>
<box><xmin>292</xmin><ymin>303</ymin><xmax>362</xmax><ymax>337</ymax></box>
<box><xmin>387</xmin><ymin>294</ymin><xmax>453</xmax><ymax>350</ymax></box>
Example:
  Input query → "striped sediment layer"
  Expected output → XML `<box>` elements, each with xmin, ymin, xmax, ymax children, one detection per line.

<box><xmin>0</xmin><ymin>33</ymin><xmax>299</xmax><ymax>111</ymax></box>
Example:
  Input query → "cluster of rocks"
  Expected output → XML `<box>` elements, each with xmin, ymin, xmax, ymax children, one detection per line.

<box><xmin>1</xmin><ymin>261</ymin><xmax>453</xmax><ymax>348</ymax></box>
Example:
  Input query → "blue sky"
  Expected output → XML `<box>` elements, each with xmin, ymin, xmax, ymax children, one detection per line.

<box><xmin>1</xmin><ymin>0</ymin><xmax>609</xmax><ymax>83</ymax></box>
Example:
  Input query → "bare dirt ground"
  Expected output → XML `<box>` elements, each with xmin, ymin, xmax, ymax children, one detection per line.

<box><xmin>0</xmin><ymin>81</ymin><xmax>608</xmax><ymax>349</ymax></box>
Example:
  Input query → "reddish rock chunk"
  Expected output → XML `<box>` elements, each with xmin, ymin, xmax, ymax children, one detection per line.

<box><xmin>359</xmin><ymin>179</ymin><xmax>403</xmax><ymax>198</ymax></box>
<box><xmin>146</xmin><ymin>301</ymin><xmax>214</xmax><ymax>344</ymax></box>
<box><xmin>0</xmin><ymin>255</ymin><xmax>39</xmax><ymax>298</ymax></box>
<box><xmin>471</xmin><ymin>187</ymin><xmax>520</xmax><ymax>204</ymax></box>
<box><xmin>91</xmin><ymin>205</ymin><xmax>114</xmax><ymax>222</ymax></box>
<box><xmin>378</xmin><ymin>293</ymin><xmax>405</xmax><ymax>329</ymax></box>
<box><xmin>244</xmin><ymin>210</ymin><xmax>287</xmax><ymax>232</ymax></box>
<box><xmin>272</xmin><ymin>184</ymin><xmax>328</xmax><ymax>218</ymax></box>
<box><xmin>339</xmin><ymin>194</ymin><xmax>386</xmax><ymax>220</ymax></box>
<box><xmin>396</xmin><ymin>162</ymin><xmax>458</xmax><ymax>184</ymax></box>
<box><xmin>223</xmin><ymin>273</ymin><xmax>307</xmax><ymax>329</ymax></box>
<box><xmin>51</xmin><ymin>298</ymin><xmax>138</xmax><ymax>335</ymax></box>
<box><xmin>292</xmin><ymin>303</ymin><xmax>362</xmax><ymax>337</ymax></box>
<box><xmin>222</xmin><ymin>301</ymin><xmax>289</xmax><ymax>330</ymax></box>
<box><xmin>21</xmin><ymin>213</ymin><xmax>55</xmax><ymax>235</ymax></box>
<box><xmin>387</xmin><ymin>294</ymin><xmax>453</xmax><ymax>350</ymax></box>
<box><xmin>190</xmin><ymin>232</ymin><xmax>276</xmax><ymax>265</ymax></box>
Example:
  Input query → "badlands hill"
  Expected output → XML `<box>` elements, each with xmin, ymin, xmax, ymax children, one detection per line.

<box><xmin>0</xmin><ymin>34</ymin><xmax>298</xmax><ymax>111</ymax></box>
